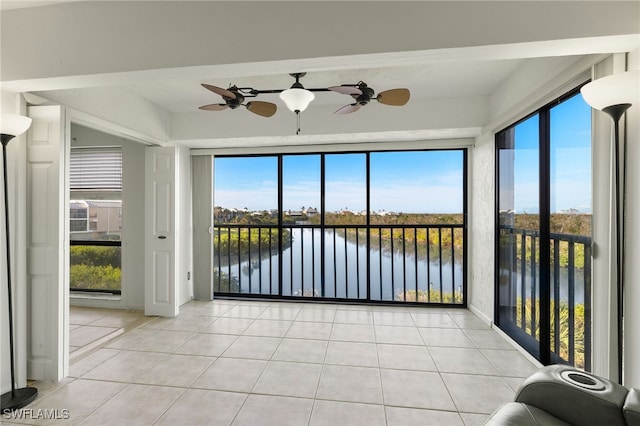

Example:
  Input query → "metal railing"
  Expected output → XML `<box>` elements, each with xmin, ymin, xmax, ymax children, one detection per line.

<box><xmin>213</xmin><ymin>223</ymin><xmax>464</xmax><ymax>305</ymax></box>
<box><xmin>499</xmin><ymin>227</ymin><xmax>591</xmax><ymax>370</ymax></box>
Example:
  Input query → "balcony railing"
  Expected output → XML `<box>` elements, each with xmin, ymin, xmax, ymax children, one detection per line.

<box><xmin>213</xmin><ymin>223</ymin><xmax>464</xmax><ymax>305</ymax></box>
<box><xmin>499</xmin><ymin>227</ymin><xmax>591</xmax><ymax>370</ymax></box>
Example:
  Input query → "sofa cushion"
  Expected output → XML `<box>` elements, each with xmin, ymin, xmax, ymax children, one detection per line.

<box><xmin>485</xmin><ymin>402</ymin><xmax>571</xmax><ymax>426</ymax></box>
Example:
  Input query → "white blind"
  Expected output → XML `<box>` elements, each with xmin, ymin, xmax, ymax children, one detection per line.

<box><xmin>70</xmin><ymin>147</ymin><xmax>122</xmax><ymax>190</ymax></box>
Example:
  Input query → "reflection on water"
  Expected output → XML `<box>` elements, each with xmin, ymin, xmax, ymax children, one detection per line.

<box><xmin>215</xmin><ymin>228</ymin><xmax>464</xmax><ymax>303</ymax></box>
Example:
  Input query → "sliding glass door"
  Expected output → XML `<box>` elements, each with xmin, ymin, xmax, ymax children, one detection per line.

<box><xmin>496</xmin><ymin>87</ymin><xmax>592</xmax><ymax>369</ymax></box>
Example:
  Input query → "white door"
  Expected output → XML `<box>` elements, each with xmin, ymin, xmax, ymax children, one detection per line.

<box><xmin>26</xmin><ymin>105</ymin><xmax>68</xmax><ymax>381</ymax></box>
<box><xmin>145</xmin><ymin>147</ymin><xmax>178</xmax><ymax>317</ymax></box>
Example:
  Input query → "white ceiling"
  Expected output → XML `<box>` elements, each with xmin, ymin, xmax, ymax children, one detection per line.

<box><xmin>3</xmin><ymin>1</ymin><xmax>638</xmax><ymax>147</ymax></box>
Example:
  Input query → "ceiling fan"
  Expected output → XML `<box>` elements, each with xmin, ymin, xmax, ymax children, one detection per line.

<box><xmin>198</xmin><ymin>73</ymin><xmax>410</xmax><ymax>118</ymax></box>
<box><xmin>198</xmin><ymin>84</ymin><xmax>278</xmax><ymax>117</ymax></box>
<box><xmin>328</xmin><ymin>82</ymin><xmax>410</xmax><ymax>114</ymax></box>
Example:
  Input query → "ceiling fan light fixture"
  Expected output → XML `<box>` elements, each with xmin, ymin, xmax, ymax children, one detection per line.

<box><xmin>279</xmin><ymin>88</ymin><xmax>315</xmax><ymax>113</ymax></box>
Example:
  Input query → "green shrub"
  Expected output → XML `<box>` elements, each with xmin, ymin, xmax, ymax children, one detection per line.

<box><xmin>70</xmin><ymin>264</ymin><xmax>121</xmax><ymax>291</ymax></box>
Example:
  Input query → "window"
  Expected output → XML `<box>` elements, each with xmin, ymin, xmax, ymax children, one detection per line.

<box><xmin>496</xmin><ymin>87</ymin><xmax>592</xmax><ymax>369</ymax></box>
<box><xmin>212</xmin><ymin>149</ymin><xmax>467</xmax><ymax>305</ymax></box>
<box><xmin>69</xmin><ymin>146</ymin><xmax>123</xmax><ymax>294</ymax></box>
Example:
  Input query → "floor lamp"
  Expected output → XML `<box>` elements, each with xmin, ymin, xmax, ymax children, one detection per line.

<box><xmin>1</xmin><ymin>113</ymin><xmax>37</xmax><ymax>412</ymax></box>
<box><xmin>581</xmin><ymin>70</ymin><xmax>639</xmax><ymax>385</ymax></box>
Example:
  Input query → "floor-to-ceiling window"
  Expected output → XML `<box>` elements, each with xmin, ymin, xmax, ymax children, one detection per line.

<box><xmin>496</xmin><ymin>86</ymin><xmax>592</xmax><ymax>369</ymax></box>
<box><xmin>213</xmin><ymin>149</ymin><xmax>466</xmax><ymax>305</ymax></box>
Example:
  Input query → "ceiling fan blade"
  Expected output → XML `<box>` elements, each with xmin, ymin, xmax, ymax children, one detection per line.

<box><xmin>246</xmin><ymin>101</ymin><xmax>277</xmax><ymax>117</ymax></box>
<box><xmin>334</xmin><ymin>104</ymin><xmax>361</xmax><ymax>115</ymax></box>
<box><xmin>201</xmin><ymin>83</ymin><xmax>236</xmax><ymax>99</ymax></box>
<box><xmin>376</xmin><ymin>88</ymin><xmax>410</xmax><ymax>106</ymax></box>
<box><xmin>199</xmin><ymin>104</ymin><xmax>229</xmax><ymax>111</ymax></box>
<box><xmin>328</xmin><ymin>85</ymin><xmax>363</xmax><ymax>96</ymax></box>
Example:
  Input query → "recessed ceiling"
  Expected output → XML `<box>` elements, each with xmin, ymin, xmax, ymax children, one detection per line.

<box><xmin>126</xmin><ymin>59</ymin><xmax>526</xmax><ymax>113</ymax></box>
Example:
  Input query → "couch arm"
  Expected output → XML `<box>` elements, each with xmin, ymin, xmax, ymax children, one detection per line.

<box><xmin>624</xmin><ymin>388</ymin><xmax>640</xmax><ymax>425</ymax></box>
<box><xmin>515</xmin><ymin>365</ymin><xmax>629</xmax><ymax>426</ymax></box>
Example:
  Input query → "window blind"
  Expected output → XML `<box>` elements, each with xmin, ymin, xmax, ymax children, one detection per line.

<box><xmin>70</xmin><ymin>147</ymin><xmax>122</xmax><ymax>190</ymax></box>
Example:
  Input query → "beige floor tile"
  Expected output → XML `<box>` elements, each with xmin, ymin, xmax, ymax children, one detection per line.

<box><xmin>324</xmin><ymin>341</ymin><xmax>378</xmax><ymax>367</ymax></box>
<box><xmin>295</xmin><ymin>308</ymin><xmax>336</xmax><ymax>323</ymax></box>
<box><xmin>69</xmin><ymin>348</ymin><xmax>121</xmax><ymax>378</ymax></box>
<box><xmin>81</xmin><ymin>350</ymin><xmax>165</xmax><ymax>382</ymax></box>
<box><xmin>451</xmin><ymin>315</ymin><xmax>491</xmax><ymax>329</ymax></box>
<box><xmin>222</xmin><ymin>335</ymin><xmax>282</xmax><ymax>360</ymax></box>
<box><xmin>410</xmin><ymin>312</ymin><xmax>459</xmax><ymax>328</ymax></box>
<box><xmin>429</xmin><ymin>347</ymin><xmax>499</xmax><ymax>375</ymax></box>
<box><xmin>232</xmin><ymin>394</ymin><xmax>313</xmax><ymax>426</ymax></box>
<box><xmin>174</xmin><ymin>333</ymin><xmax>237</xmax><ymax>357</ymax></box>
<box><xmin>70</xmin><ymin>325</ymin><xmax>118</xmax><ymax>347</ymax></box>
<box><xmin>310</xmin><ymin>400</ymin><xmax>386</xmax><ymax>426</ymax></box>
<box><xmin>242</xmin><ymin>319</ymin><xmax>293</xmax><ymax>337</ymax></box>
<box><xmin>330</xmin><ymin>323</ymin><xmax>375</xmax><ymax>343</ymax></box>
<box><xmin>272</xmin><ymin>338</ymin><xmax>328</xmax><ymax>364</ymax></box>
<box><xmin>286</xmin><ymin>321</ymin><xmax>333</xmax><ymax>340</ymax></box>
<box><xmin>19</xmin><ymin>379</ymin><xmax>126</xmax><ymax>426</ymax></box>
<box><xmin>375</xmin><ymin>325</ymin><xmax>424</xmax><ymax>345</ymax></box>
<box><xmin>222</xmin><ymin>304</ymin><xmax>268</xmax><ymax>319</ymax></box>
<box><xmin>419</xmin><ymin>328</ymin><xmax>475</xmax><ymax>348</ymax></box>
<box><xmin>460</xmin><ymin>412</ymin><xmax>491</xmax><ymax>425</ymax></box>
<box><xmin>481</xmin><ymin>349</ymin><xmax>539</xmax><ymax>377</ymax></box>
<box><xmin>88</xmin><ymin>311</ymin><xmax>144</xmax><ymax>328</ymax></box>
<box><xmin>377</xmin><ymin>344</ymin><xmax>437</xmax><ymax>371</ymax></box>
<box><xmin>203</xmin><ymin>317</ymin><xmax>255</xmax><ymax>335</ymax></box>
<box><xmin>143</xmin><ymin>315</ymin><xmax>215</xmax><ymax>332</ymax></box>
<box><xmin>385</xmin><ymin>406</ymin><xmax>464</xmax><ymax>426</ymax></box>
<box><xmin>192</xmin><ymin>357</ymin><xmax>267</xmax><ymax>392</ymax></box>
<box><xmin>155</xmin><ymin>389</ymin><xmax>247</xmax><ymax>426</ymax></box>
<box><xmin>134</xmin><ymin>353</ymin><xmax>214</xmax><ymax>387</ymax></box>
<box><xmin>441</xmin><ymin>373</ymin><xmax>515</xmax><ymax>414</ymax></box>
<box><xmin>334</xmin><ymin>309</ymin><xmax>374</xmax><ymax>324</ymax></box>
<box><xmin>380</xmin><ymin>369</ymin><xmax>456</xmax><ymax>411</ymax></box>
<box><xmin>464</xmin><ymin>329</ymin><xmax>515</xmax><ymax>349</ymax></box>
<box><xmin>180</xmin><ymin>301</ymin><xmax>234</xmax><ymax>317</ymax></box>
<box><xmin>252</xmin><ymin>361</ymin><xmax>322</xmax><ymax>398</ymax></box>
<box><xmin>316</xmin><ymin>365</ymin><xmax>383</xmax><ymax>404</ymax></box>
<box><xmin>77</xmin><ymin>383</ymin><xmax>184</xmax><ymax>425</ymax></box>
<box><xmin>372</xmin><ymin>310</ymin><xmax>416</xmax><ymax>326</ymax></box>
<box><xmin>105</xmin><ymin>328</ymin><xmax>195</xmax><ymax>352</ymax></box>
<box><xmin>258</xmin><ymin>306</ymin><xmax>302</xmax><ymax>320</ymax></box>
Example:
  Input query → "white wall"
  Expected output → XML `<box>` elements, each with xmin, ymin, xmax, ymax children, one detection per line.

<box><xmin>623</xmin><ymin>48</ymin><xmax>640</xmax><ymax>388</ymax></box>
<box><xmin>69</xmin><ymin>123</ymin><xmax>146</xmax><ymax>310</ymax></box>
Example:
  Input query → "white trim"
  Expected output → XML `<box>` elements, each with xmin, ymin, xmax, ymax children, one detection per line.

<box><xmin>69</xmin><ymin>109</ymin><xmax>164</xmax><ymax>147</ymax></box>
<box><xmin>191</xmin><ymin>138</ymin><xmax>475</xmax><ymax>157</ymax></box>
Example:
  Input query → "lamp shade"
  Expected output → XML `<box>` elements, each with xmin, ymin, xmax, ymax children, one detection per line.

<box><xmin>279</xmin><ymin>88</ymin><xmax>315</xmax><ymax>113</ymax></box>
<box><xmin>0</xmin><ymin>113</ymin><xmax>33</xmax><ymax>137</ymax></box>
<box><xmin>580</xmin><ymin>70</ymin><xmax>639</xmax><ymax>111</ymax></box>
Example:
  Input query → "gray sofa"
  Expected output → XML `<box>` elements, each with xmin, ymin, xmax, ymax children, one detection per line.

<box><xmin>486</xmin><ymin>365</ymin><xmax>640</xmax><ymax>425</ymax></box>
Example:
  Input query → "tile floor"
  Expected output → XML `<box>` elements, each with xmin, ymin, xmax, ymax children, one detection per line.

<box><xmin>7</xmin><ymin>299</ymin><xmax>540</xmax><ymax>425</ymax></box>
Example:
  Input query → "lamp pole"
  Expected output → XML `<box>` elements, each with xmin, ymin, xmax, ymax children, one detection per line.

<box><xmin>602</xmin><ymin>103</ymin><xmax>632</xmax><ymax>385</ymax></box>
<box><xmin>1</xmin><ymin>120</ymin><xmax>38</xmax><ymax>413</ymax></box>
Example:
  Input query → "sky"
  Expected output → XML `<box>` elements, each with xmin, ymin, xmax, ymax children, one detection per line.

<box><xmin>508</xmin><ymin>93</ymin><xmax>592</xmax><ymax>214</ymax></box>
<box><xmin>214</xmin><ymin>150</ymin><xmax>464</xmax><ymax>213</ymax></box>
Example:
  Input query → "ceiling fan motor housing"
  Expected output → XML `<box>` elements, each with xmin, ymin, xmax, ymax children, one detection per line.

<box><xmin>354</xmin><ymin>84</ymin><xmax>375</xmax><ymax>105</ymax></box>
